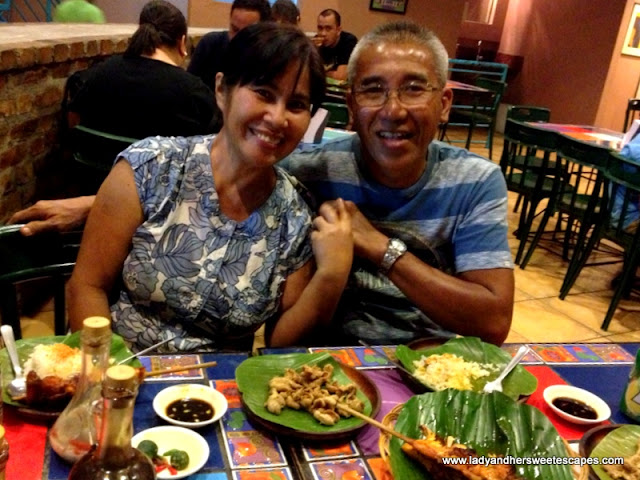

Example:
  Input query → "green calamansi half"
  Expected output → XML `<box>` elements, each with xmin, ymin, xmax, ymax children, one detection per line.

<box><xmin>136</xmin><ymin>440</ymin><xmax>158</xmax><ymax>460</ymax></box>
<box><xmin>395</xmin><ymin>337</ymin><xmax>537</xmax><ymax>400</ymax></box>
<box><xmin>390</xmin><ymin>390</ymin><xmax>574</xmax><ymax>480</ymax></box>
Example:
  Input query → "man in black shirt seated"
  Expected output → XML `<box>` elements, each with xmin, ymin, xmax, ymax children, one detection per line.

<box><xmin>312</xmin><ymin>9</ymin><xmax>357</xmax><ymax>82</ymax></box>
<box><xmin>187</xmin><ymin>0</ymin><xmax>271</xmax><ymax>91</ymax></box>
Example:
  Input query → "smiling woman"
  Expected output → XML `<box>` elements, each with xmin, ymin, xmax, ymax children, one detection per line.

<box><xmin>67</xmin><ymin>23</ymin><xmax>354</xmax><ymax>354</ymax></box>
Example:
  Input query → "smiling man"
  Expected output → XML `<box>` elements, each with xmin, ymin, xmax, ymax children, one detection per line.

<box><xmin>284</xmin><ymin>21</ymin><xmax>514</xmax><ymax>346</ymax></box>
<box><xmin>8</xmin><ymin>21</ymin><xmax>514</xmax><ymax>348</ymax></box>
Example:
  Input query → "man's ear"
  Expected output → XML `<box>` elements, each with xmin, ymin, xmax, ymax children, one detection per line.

<box><xmin>179</xmin><ymin>35</ymin><xmax>188</xmax><ymax>58</ymax></box>
<box><xmin>346</xmin><ymin>89</ymin><xmax>356</xmax><ymax>128</ymax></box>
<box><xmin>439</xmin><ymin>87</ymin><xmax>454</xmax><ymax>124</ymax></box>
<box><xmin>215</xmin><ymin>72</ymin><xmax>226</xmax><ymax>110</ymax></box>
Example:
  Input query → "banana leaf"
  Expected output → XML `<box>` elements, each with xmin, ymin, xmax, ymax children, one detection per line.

<box><xmin>235</xmin><ymin>352</ymin><xmax>374</xmax><ymax>433</ymax></box>
<box><xmin>395</xmin><ymin>337</ymin><xmax>537</xmax><ymax>399</ymax></box>
<box><xmin>0</xmin><ymin>332</ymin><xmax>141</xmax><ymax>408</ymax></box>
<box><xmin>590</xmin><ymin>424</ymin><xmax>640</xmax><ymax>480</ymax></box>
<box><xmin>390</xmin><ymin>390</ymin><xmax>574</xmax><ymax>480</ymax></box>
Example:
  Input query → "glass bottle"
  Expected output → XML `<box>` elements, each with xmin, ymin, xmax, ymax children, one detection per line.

<box><xmin>0</xmin><ymin>425</ymin><xmax>9</xmax><ymax>480</ymax></box>
<box><xmin>49</xmin><ymin>316</ymin><xmax>112</xmax><ymax>463</ymax></box>
<box><xmin>621</xmin><ymin>348</ymin><xmax>640</xmax><ymax>422</ymax></box>
<box><xmin>68</xmin><ymin>364</ymin><xmax>155</xmax><ymax>480</ymax></box>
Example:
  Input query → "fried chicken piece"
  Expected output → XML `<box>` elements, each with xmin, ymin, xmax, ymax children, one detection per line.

<box><xmin>24</xmin><ymin>370</ymin><xmax>77</xmax><ymax>409</ymax></box>
<box><xmin>285</xmin><ymin>391</ymin><xmax>301</xmax><ymax>410</ymax></box>
<box><xmin>327</xmin><ymin>381</ymin><xmax>357</xmax><ymax>396</ymax></box>
<box><xmin>265</xmin><ymin>363</ymin><xmax>363</xmax><ymax>426</ymax></box>
<box><xmin>337</xmin><ymin>395</ymin><xmax>365</xmax><ymax>415</ymax></box>
<box><xmin>313</xmin><ymin>408</ymin><xmax>341</xmax><ymax>425</ymax></box>
<box><xmin>312</xmin><ymin>394</ymin><xmax>338</xmax><ymax>410</ymax></box>
<box><xmin>268</xmin><ymin>376</ymin><xmax>302</xmax><ymax>392</ymax></box>
<box><xmin>401</xmin><ymin>427</ymin><xmax>523</xmax><ymax>480</ymax></box>
<box><xmin>265</xmin><ymin>388</ymin><xmax>286</xmax><ymax>414</ymax></box>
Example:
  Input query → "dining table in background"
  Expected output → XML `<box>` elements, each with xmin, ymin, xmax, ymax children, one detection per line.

<box><xmin>445</xmin><ymin>79</ymin><xmax>494</xmax><ymax>119</ymax></box>
<box><xmin>531</xmin><ymin>122</ymin><xmax>625</xmax><ymax>151</ymax></box>
<box><xmin>5</xmin><ymin>342</ymin><xmax>639</xmax><ymax>480</ymax></box>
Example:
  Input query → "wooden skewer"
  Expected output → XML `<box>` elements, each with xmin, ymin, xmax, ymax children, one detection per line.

<box><xmin>144</xmin><ymin>360</ymin><xmax>218</xmax><ymax>378</ymax></box>
<box><xmin>338</xmin><ymin>403</ymin><xmax>416</xmax><ymax>446</ymax></box>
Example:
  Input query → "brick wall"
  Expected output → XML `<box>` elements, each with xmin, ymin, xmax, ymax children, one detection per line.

<box><xmin>0</xmin><ymin>25</ymin><xmax>212</xmax><ymax>223</ymax></box>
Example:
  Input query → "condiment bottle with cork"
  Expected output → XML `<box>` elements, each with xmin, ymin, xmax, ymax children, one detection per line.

<box><xmin>621</xmin><ymin>348</ymin><xmax>640</xmax><ymax>422</ymax></box>
<box><xmin>68</xmin><ymin>364</ymin><xmax>155</xmax><ymax>480</ymax></box>
<box><xmin>49</xmin><ymin>316</ymin><xmax>112</xmax><ymax>463</ymax></box>
<box><xmin>0</xmin><ymin>425</ymin><xmax>9</xmax><ymax>480</ymax></box>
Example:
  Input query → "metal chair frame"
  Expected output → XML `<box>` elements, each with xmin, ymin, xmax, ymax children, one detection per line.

<box><xmin>520</xmin><ymin>135</ymin><xmax>609</xmax><ymax>274</ymax></box>
<box><xmin>500</xmin><ymin>119</ymin><xmax>559</xmax><ymax>264</ymax></box>
<box><xmin>559</xmin><ymin>151</ymin><xmax>640</xmax><ymax>330</ymax></box>
<box><xmin>0</xmin><ymin>225</ymin><xmax>82</xmax><ymax>338</ymax></box>
<box><xmin>443</xmin><ymin>77</ymin><xmax>507</xmax><ymax>159</ymax></box>
<box><xmin>321</xmin><ymin>102</ymin><xmax>349</xmax><ymax>129</ymax></box>
<box><xmin>623</xmin><ymin>98</ymin><xmax>640</xmax><ymax>133</ymax></box>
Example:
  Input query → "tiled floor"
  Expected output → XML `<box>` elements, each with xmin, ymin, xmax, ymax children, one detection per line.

<box><xmin>15</xmin><ymin>127</ymin><xmax>640</xmax><ymax>344</ymax></box>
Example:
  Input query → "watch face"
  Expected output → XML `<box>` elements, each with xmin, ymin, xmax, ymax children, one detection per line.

<box><xmin>390</xmin><ymin>239</ymin><xmax>407</xmax><ymax>255</ymax></box>
<box><xmin>381</xmin><ymin>238</ymin><xmax>407</xmax><ymax>273</ymax></box>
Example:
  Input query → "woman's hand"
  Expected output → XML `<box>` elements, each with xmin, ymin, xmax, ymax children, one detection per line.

<box><xmin>342</xmin><ymin>200</ymin><xmax>389</xmax><ymax>267</ymax></box>
<box><xmin>312</xmin><ymin>198</ymin><xmax>353</xmax><ymax>278</ymax></box>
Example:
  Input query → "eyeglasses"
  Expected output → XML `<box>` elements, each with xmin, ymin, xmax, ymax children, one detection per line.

<box><xmin>353</xmin><ymin>81</ymin><xmax>440</xmax><ymax>108</ymax></box>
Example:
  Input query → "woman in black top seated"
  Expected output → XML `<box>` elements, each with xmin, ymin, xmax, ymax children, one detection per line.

<box><xmin>69</xmin><ymin>0</ymin><xmax>216</xmax><ymax>139</ymax></box>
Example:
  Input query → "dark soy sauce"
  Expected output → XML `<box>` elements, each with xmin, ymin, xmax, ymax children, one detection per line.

<box><xmin>166</xmin><ymin>398</ymin><xmax>214</xmax><ymax>423</ymax></box>
<box><xmin>552</xmin><ymin>397</ymin><xmax>598</xmax><ymax>420</ymax></box>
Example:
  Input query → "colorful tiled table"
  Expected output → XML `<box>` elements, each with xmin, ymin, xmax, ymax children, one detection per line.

<box><xmin>6</xmin><ymin>343</ymin><xmax>640</xmax><ymax>480</ymax></box>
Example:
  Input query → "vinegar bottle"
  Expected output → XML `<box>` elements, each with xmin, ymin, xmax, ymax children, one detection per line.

<box><xmin>68</xmin><ymin>364</ymin><xmax>155</xmax><ymax>480</ymax></box>
<box><xmin>49</xmin><ymin>316</ymin><xmax>112</xmax><ymax>463</ymax></box>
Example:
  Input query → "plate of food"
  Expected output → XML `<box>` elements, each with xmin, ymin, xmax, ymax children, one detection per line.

<box><xmin>386</xmin><ymin>390</ymin><xmax>582</xmax><ymax>480</ymax></box>
<box><xmin>583</xmin><ymin>423</ymin><xmax>640</xmax><ymax>480</ymax></box>
<box><xmin>0</xmin><ymin>332</ymin><xmax>140</xmax><ymax>418</ymax></box>
<box><xmin>132</xmin><ymin>425</ymin><xmax>209</xmax><ymax>479</ymax></box>
<box><xmin>235</xmin><ymin>352</ymin><xmax>380</xmax><ymax>441</ymax></box>
<box><xmin>395</xmin><ymin>336</ymin><xmax>538</xmax><ymax>400</ymax></box>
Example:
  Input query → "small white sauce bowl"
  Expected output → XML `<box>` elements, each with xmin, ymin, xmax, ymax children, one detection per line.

<box><xmin>132</xmin><ymin>425</ymin><xmax>209</xmax><ymax>479</ymax></box>
<box><xmin>543</xmin><ymin>384</ymin><xmax>611</xmax><ymax>425</ymax></box>
<box><xmin>153</xmin><ymin>383</ymin><xmax>228</xmax><ymax>428</ymax></box>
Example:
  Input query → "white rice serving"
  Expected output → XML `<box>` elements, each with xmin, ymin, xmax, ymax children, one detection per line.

<box><xmin>413</xmin><ymin>353</ymin><xmax>499</xmax><ymax>391</ymax></box>
<box><xmin>23</xmin><ymin>343</ymin><xmax>82</xmax><ymax>379</ymax></box>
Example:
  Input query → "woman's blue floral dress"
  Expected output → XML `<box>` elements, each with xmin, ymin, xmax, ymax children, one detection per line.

<box><xmin>111</xmin><ymin>135</ymin><xmax>313</xmax><ymax>352</ymax></box>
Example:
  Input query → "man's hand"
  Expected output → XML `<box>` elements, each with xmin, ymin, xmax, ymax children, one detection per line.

<box><xmin>341</xmin><ymin>200</ymin><xmax>389</xmax><ymax>266</ymax></box>
<box><xmin>312</xmin><ymin>199</ymin><xmax>353</xmax><ymax>278</ymax></box>
<box><xmin>8</xmin><ymin>196</ymin><xmax>95</xmax><ymax>236</ymax></box>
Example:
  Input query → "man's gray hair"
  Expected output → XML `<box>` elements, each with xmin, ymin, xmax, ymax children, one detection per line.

<box><xmin>347</xmin><ymin>21</ymin><xmax>449</xmax><ymax>89</ymax></box>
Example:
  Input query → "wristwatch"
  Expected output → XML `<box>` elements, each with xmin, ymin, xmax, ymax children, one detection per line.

<box><xmin>379</xmin><ymin>238</ymin><xmax>407</xmax><ymax>274</ymax></box>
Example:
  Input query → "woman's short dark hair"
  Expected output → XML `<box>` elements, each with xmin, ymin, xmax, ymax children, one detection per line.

<box><xmin>125</xmin><ymin>0</ymin><xmax>187</xmax><ymax>57</ymax></box>
<box><xmin>220</xmin><ymin>23</ymin><xmax>325</xmax><ymax>112</ymax></box>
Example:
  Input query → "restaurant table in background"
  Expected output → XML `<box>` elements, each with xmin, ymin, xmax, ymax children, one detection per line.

<box><xmin>532</xmin><ymin>122</ymin><xmax>625</xmax><ymax>151</ymax></box>
<box><xmin>446</xmin><ymin>79</ymin><xmax>491</xmax><ymax>104</ymax></box>
<box><xmin>5</xmin><ymin>342</ymin><xmax>639</xmax><ymax>480</ymax></box>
